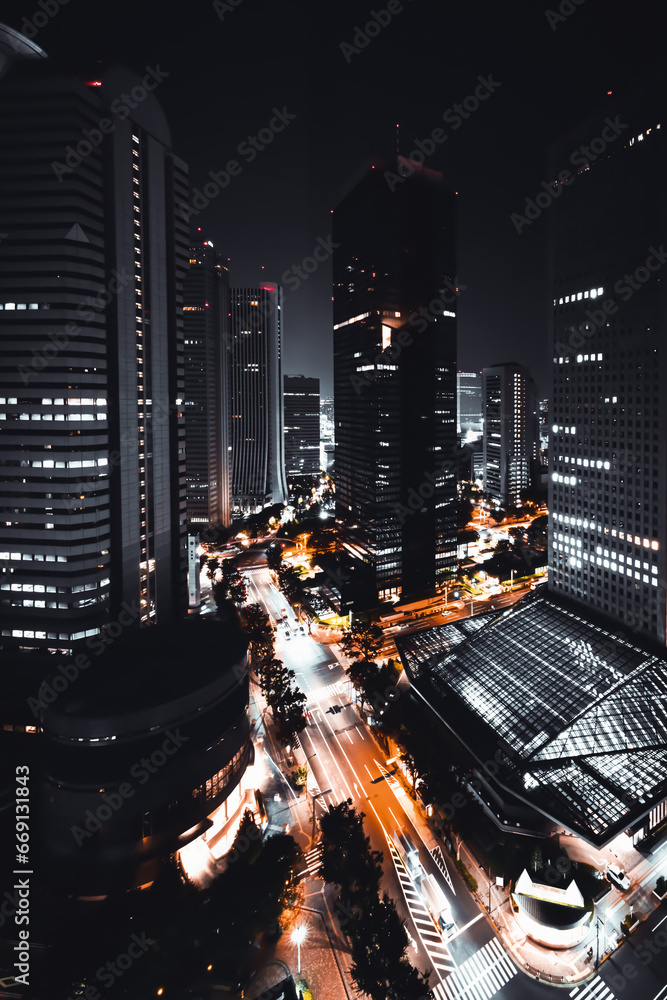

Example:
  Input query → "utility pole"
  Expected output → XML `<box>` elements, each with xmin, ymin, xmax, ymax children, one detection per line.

<box><xmin>595</xmin><ymin>914</ymin><xmax>600</xmax><ymax>968</ymax></box>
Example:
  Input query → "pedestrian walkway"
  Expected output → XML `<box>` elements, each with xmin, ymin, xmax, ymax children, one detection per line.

<box><xmin>298</xmin><ymin>845</ymin><xmax>323</xmax><ymax>880</ymax></box>
<box><xmin>568</xmin><ymin>981</ymin><xmax>617</xmax><ymax>999</ymax></box>
<box><xmin>243</xmin><ymin>883</ymin><xmax>349</xmax><ymax>1000</ymax></box>
<box><xmin>433</xmin><ymin>938</ymin><xmax>517</xmax><ymax>1000</ymax></box>
<box><xmin>306</xmin><ymin>680</ymin><xmax>348</xmax><ymax>706</ymax></box>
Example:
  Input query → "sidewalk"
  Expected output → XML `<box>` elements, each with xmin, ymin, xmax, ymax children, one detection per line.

<box><xmin>243</xmin><ymin>882</ymin><xmax>350</xmax><ymax>1000</ymax></box>
<box><xmin>248</xmin><ymin>673</ymin><xmax>312</xmax><ymax>851</ymax></box>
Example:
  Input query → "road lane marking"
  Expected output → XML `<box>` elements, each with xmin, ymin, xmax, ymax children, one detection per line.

<box><xmin>432</xmin><ymin>846</ymin><xmax>456</xmax><ymax>895</ymax></box>
<box><xmin>387</xmin><ymin>838</ymin><xmax>457</xmax><ymax>981</ymax></box>
<box><xmin>439</xmin><ymin>937</ymin><xmax>517</xmax><ymax>999</ymax></box>
<box><xmin>446</xmin><ymin>913</ymin><xmax>483</xmax><ymax>943</ymax></box>
<box><xmin>654</xmin><ymin>913</ymin><xmax>667</xmax><ymax>930</ymax></box>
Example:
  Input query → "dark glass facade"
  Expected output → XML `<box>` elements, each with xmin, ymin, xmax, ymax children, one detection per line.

<box><xmin>283</xmin><ymin>374</ymin><xmax>320</xmax><ymax>479</ymax></box>
<box><xmin>183</xmin><ymin>241</ymin><xmax>231</xmax><ymax>527</ymax></box>
<box><xmin>333</xmin><ymin>163</ymin><xmax>458</xmax><ymax>605</ymax></box>
<box><xmin>0</xmin><ymin>56</ymin><xmax>188</xmax><ymax>658</ymax></box>
<box><xmin>229</xmin><ymin>285</ymin><xmax>287</xmax><ymax>514</ymax></box>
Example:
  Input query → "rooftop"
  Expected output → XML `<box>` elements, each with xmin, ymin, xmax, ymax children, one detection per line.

<box><xmin>397</xmin><ymin>591</ymin><xmax>667</xmax><ymax>846</ymax></box>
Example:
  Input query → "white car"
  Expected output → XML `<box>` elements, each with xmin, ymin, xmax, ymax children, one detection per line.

<box><xmin>606</xmin><ymin>863</ymin><xmax>630</xmax><ymax>891</ymax></box>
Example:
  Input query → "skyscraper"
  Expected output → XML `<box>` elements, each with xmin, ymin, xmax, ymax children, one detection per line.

<box><xmin>457</xmin><ymin>370</ymin><xmax>483</xmax><ymax>436</ymax></box>
<box><xmin>549</xmin><ymin>88</ymin><xmax>666</xmax><ymax>645</ymax></box>
<box><xmin>283</xmin><ymin>374</ymin><xmax>320</xmax><ymax>481</ymax></box>
<box><xmin>333</xmin><ymin>160</ymin><xmax>458</xmax><ymax>605</ymax></box>
<box><xmin>397</xmin><ymin>91</ymin><xmax>667</xmax><ymax>855</ymax></box>
<box><xmin>229</xmin><ymin>284</ymin><xmax>287</xmax><ymax>514</ymax></box>
<box><xmin>482</xmin><ymin>362</ymin><xmax>533</xmax><ymax>507</ymax></box>
<box><xmin>0</xmin><ymin>29</ymin><xmax>188</xmax><ymax>657</ymax></box>
<box><xmin>183</xmin><ymin>238</ymin><xmax>231</xmax><ymax>527</ymax></box>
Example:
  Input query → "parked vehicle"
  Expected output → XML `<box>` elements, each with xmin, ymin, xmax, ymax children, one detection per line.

<box><xmin>392</xmin><ymin>830</ymin><xmax>424</xmax><ymax>880</ymax></box>
<box><xmin>606</xmin><ymin>863</ymin><xmax>630</xmax><ymax>891</ymax></box>
<box><xmin>420</xmin><ymin>873</ymin><xmax>455</xmax><ymax>934</ymax></box>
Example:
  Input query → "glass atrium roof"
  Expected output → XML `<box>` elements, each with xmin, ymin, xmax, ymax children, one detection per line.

<box><xmin>397</xmin><ymin>592</ymin><xmax>667</xmax><ymax>846</ymax></box>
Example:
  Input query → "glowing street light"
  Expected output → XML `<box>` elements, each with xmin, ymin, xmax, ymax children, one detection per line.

<box><xmin>292</xmin><ymin>925</ymin><xmax>307</xmax><ymax>974</ymax></box>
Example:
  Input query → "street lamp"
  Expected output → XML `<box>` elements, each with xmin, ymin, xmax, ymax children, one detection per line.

<box><xmin>292</xmin><ymin>925</ymin><xmax>307</xmax><ymax>974</ymax></box>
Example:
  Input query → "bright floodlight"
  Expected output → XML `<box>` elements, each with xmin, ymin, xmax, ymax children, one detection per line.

<box><xmin>292</xmin><ymin>925</ymin><xmax>307</xmax><ymax>973</ymax></box>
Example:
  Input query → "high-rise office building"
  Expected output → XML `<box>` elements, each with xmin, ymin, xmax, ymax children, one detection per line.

<box><xmin>0</xmin><ymin>29</ymin><xmax>188</xmax><ymax>657</ymax></box>
<box><xmin>549</xmin><ymin>88</ymin><xmax>666</xmax><ymax>645</ymax></box>
<box><xmin>320</xmin><ymin>395</ymin><xmax>335</xmax><ymax>471</ymax></box>
<box><xmin>482</xmin><ymin>362</ymin><xmax>533</xmax><ymax>507</ymax></box>
<box><xmin>229</xmin><ymin>284</ymin><xmax>287</xmax><ymax>515</ymax></box>
<box><xmin>457</xmin><ymin>371</ymin><xmax>483</xmax><ymax>436</ymax></box>
<box><xmin>396</xmin><ymin>86</ymin><xmax>667</xmax><ymax>858</ymax></box>
<box><xmin>283</xmin><ymin>374</ymin><xmax>320</xmax><ymax>480</ymax></box>
<box><xmin>183</xmin><ymin>239</ymin><xmax>231</xmax><ymax>527</ymax></box>
<box><xmin>333</xmin><ymin>160</ymin><xmax>457</xmax><ymax>605</ymax></box>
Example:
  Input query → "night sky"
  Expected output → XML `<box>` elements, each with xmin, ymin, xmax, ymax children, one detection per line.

<box><xmin>3</xmin><ymin>0</ymin><xmax>664</xmax><ymax>395</ymax></box>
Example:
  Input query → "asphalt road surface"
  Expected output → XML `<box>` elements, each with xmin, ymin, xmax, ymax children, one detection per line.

<box><xmin>239</xmin><ymin>565</ymin><xmax>616</xmax><ymax>999</ymax></box>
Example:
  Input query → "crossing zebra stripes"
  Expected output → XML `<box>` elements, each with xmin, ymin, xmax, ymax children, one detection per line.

<box><xmin>387</xmin><ymin>838</ymin><xmax>457</xmax><ymax>981</ymax></box>
<box><xmin>568</xmin><ymin>980</ymin><xmax>617</xmax><ymax>1000</ymax></box>
<box><xmin>306</xmin><ymin>680</ymin><xmax>348</xmax><ymax>706</ymax></box>
<box><xmin>431</xmin><ymin>937</ymin><xmax>516</xmax><ymax>999</ymax></box>
<box><xmin>298</xmin><ymin>844</ymin><xmax>323</xmax><ymax>880</ymax></box>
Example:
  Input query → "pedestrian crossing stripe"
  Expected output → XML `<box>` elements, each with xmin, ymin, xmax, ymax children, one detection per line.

<box><xmin>297</xmin><ymin>845</ymin><xmax>323</xmax><ymax>880</ymax></box>
<box><xmin>387</xmin><ymin>840</ymin><xmax>457</xmax><ymax>975</ymax></box>
<box><xmin>435</xmin><ymin>937</ymin><xmax>516</xmax><ymax>999</ymax></box>
<box><xmin>569</xmin><ymin>982</ymin><xmax>616</xmax><ymax>1000</ymax></box>
<box><xmin>307</xmin><ymin>681</ymin><xmax>347</xmax><ymax>705</ymax></box>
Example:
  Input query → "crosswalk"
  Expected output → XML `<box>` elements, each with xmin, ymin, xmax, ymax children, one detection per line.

<box><xmin>298</xmin><ymin>844</ymin><xmax>323</xmax><ymax>880</ymax></box>
<box><xmin>432</xmin><ymin>938</ymin><xmax>516</xmax><ymax>1000</ymax></box>
<box><xmin>307</xmin><ymin>680</ymin><xmax>348</xmax><ymax>706</ymax></box>
<box><xmin>568</xmin><ymin>981</ymin><xmax>617</xmax><ymax>1000</ymax></box>
<box><xmin>387</xmin><ymin>838</ymin><xmax>457</xmax><ymax>979</ymax></box>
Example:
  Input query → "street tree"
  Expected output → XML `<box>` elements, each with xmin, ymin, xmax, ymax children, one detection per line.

<box><xmin>340</xmin><ymin>619</ymin><xmax>383</xmax><ymax>662</ymax></box>
<box><xmin>319</xmin><ymin>799</ymin><xmax>383</xmax><ymax>909</ymax></box>
<box><xmin>241</xmin><ymin>603</ymin><xmax>274</xmax><ymax>671</ymax></box>
<box><xmin>261</xmin><ymin>658</ymin><xmax>307</xmax><ymax>747</ymax></box>
<box><xmin>212</xmin><ymin>561</ymin><xmax>247</xmax><ymax>607</ymax></box>
<box><xmin>266</xmin><ymin>542</ymin><xmax>284</xmax><ymax>572</ymax></box>
<box><xmin>347</xmin><ymin>657</ymin><xmax>382</xmax><ymax>713</ymax></box>
<box><xmin>206</xmin><ymin>557</ymin><xmax>220</xmax><ymax>583</ymax></box>
<box><xmin>349</xmin><ymin>893</ymin><xmax>430</xmax><ymax>1000</ymax></box>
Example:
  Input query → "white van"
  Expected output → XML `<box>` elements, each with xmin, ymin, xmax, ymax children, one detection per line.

<box><xmin>420</xmin><ymin>873</ymin><xmax>454</xmax><ymax>934</ymax></box>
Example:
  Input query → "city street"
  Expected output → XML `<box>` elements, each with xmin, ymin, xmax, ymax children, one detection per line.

<box><xmin>238</xmin><ymin>562</ymin><xmax>630</xmax><ymax>1000</ymax></box>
